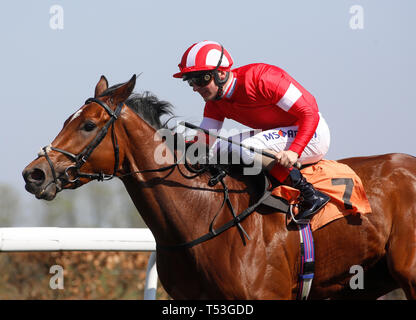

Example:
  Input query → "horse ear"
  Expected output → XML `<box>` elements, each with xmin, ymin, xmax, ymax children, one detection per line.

<box><xmin>109</xmin><ymin>74</ymin><xmax>136</xmax><ymax>105</ymax></box>
<box><xmin>95</xmin><ymin>75</ymin><xmax>109</xmax><ymax>98</ymax></box>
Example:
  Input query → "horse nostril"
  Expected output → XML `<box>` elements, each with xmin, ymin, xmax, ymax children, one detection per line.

<box><xmin>25</xmin><ymin>168</ymin><xmax>46</xmax><ymax>184</ymax></box>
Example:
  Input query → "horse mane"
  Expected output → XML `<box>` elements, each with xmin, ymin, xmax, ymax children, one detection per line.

<box><xmin>100</xmin><ymin>83</ymin><xmax>174</xmax><ymax>129</ymax></box>
<box><xmin>125</xmin><ymin>92</ymin><xmax>174</xmax><ymax>129</ymax></box>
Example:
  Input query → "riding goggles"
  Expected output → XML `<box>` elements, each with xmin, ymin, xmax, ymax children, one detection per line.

<box><xmin>184</xmin><ymin>72</ymin><xmax>213</xmax><ymax>87</ymax></box>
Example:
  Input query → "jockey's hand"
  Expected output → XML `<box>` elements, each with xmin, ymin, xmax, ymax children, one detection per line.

<box><xmin>275</xmin><ymin>150</ymin><xmax>299</xmax><ymax>168</ymax></box>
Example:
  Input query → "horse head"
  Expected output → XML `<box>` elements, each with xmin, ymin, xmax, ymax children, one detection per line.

<box><xmin>22</xmin><ymin>74</ymin><xmax>137</xmax><ymax>200</ymax></box>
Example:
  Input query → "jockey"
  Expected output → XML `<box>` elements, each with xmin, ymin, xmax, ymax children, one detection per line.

<box><xmin>173</xmin><ymin>40</ymin><xmax>331</xmax><ymax>220</ymax></box>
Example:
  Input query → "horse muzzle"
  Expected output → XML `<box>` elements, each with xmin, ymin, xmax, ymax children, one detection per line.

<box><xmin>22</xmin><ymin>160</ymin><xmax>63</xmax><ymax>200</ymax></box>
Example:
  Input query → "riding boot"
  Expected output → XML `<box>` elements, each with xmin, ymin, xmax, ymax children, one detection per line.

<box><xmin>287</xmin><ymin>168</ymin><xmax>330</xmax><ymax>219</ymax></box>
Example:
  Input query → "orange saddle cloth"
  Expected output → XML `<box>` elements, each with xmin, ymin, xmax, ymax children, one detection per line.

<box><xmin>271</xmin><ymin>159</ymin><xmax>372</xmax><ymax>231</ymax></box>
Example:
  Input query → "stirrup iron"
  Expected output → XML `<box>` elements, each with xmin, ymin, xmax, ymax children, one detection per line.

<box><xmin>289</xmin><ymin>204</ymin><xmax>310</xmax><ymax>225</ymax></box>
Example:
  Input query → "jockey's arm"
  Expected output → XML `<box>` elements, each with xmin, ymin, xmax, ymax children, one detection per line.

<box><xmin>270</xmin><ymin>101</ymin><xmax>320</xmax><ymax>169</ymax></box>
<box><xmin>258</xmin><ymin>70</ymin><xmax>320</xmax><ymax>169</ymax></box>
<box><xmin>265</xmin><ymin>105</ymin><xmax>319</xmax><ymax>169</ymax></box>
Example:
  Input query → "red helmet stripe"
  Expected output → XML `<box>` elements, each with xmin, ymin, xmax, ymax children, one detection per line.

<box><xmin>173</xmin><ymin>40</ymin><xmax>233</xmax><ymax>78</ymax></box>
<box><xmin>186</xmin><ymin>41</ymin><xmax>219</xmax><ymax>68</ymax></box>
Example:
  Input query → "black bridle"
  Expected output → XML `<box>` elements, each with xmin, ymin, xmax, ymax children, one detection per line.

<box><xmin>39</xmin><ymin>97</ymin><xmax>181</xmax><ymax>191</ymax></box>
<box><xmin>39</xmin><ymin>97</ymin><xmax>123</xmax><ymax>189</ymax></box>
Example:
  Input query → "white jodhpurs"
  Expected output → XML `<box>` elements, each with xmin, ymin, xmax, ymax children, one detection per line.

<box><xmin>210</xmin><ymin>114</ymin><xmax>331</xmax><ymax>166</ymax></box>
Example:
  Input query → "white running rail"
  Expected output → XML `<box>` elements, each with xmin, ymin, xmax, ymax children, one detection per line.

<box><xmin>0</xmin><ymin>227</ymin><xmax>158</xmax><ymax>299</ymax></box>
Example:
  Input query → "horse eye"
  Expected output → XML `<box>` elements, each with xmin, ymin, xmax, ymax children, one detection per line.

<box><xmin>83</xmin><ymin>121</ymin><xmax>96</xmax><ymax>132</ymax></box>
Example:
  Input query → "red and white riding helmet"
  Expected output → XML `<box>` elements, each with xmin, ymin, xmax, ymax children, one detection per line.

<box><xmin>173</xmin><ymin>40</ymin><xmax>233</xmax><ymax>78</ymax></box>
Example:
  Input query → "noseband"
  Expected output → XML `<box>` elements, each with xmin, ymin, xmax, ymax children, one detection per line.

<box><xmin>39</xmin><ymin>97</ymin><xmax>123</xmax><ymax>188</ymax></box>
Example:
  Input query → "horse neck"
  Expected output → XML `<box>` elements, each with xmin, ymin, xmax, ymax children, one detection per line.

<box><xmin>117</xmin><ymin>113</ymin><xmax>214</xmax><ymax>245</ymax></box>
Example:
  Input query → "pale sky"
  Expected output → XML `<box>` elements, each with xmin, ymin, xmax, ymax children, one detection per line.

<box><xmin>1</xmin><ymin>0</ymin><xmax>415</xmax><ymax>203</ymax></box>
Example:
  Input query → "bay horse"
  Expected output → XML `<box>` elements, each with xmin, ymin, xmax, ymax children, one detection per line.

<box><xmin>22</xmin><ymin>75</ymin><xmax>416</xmax><ymax>299</ymax></box>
